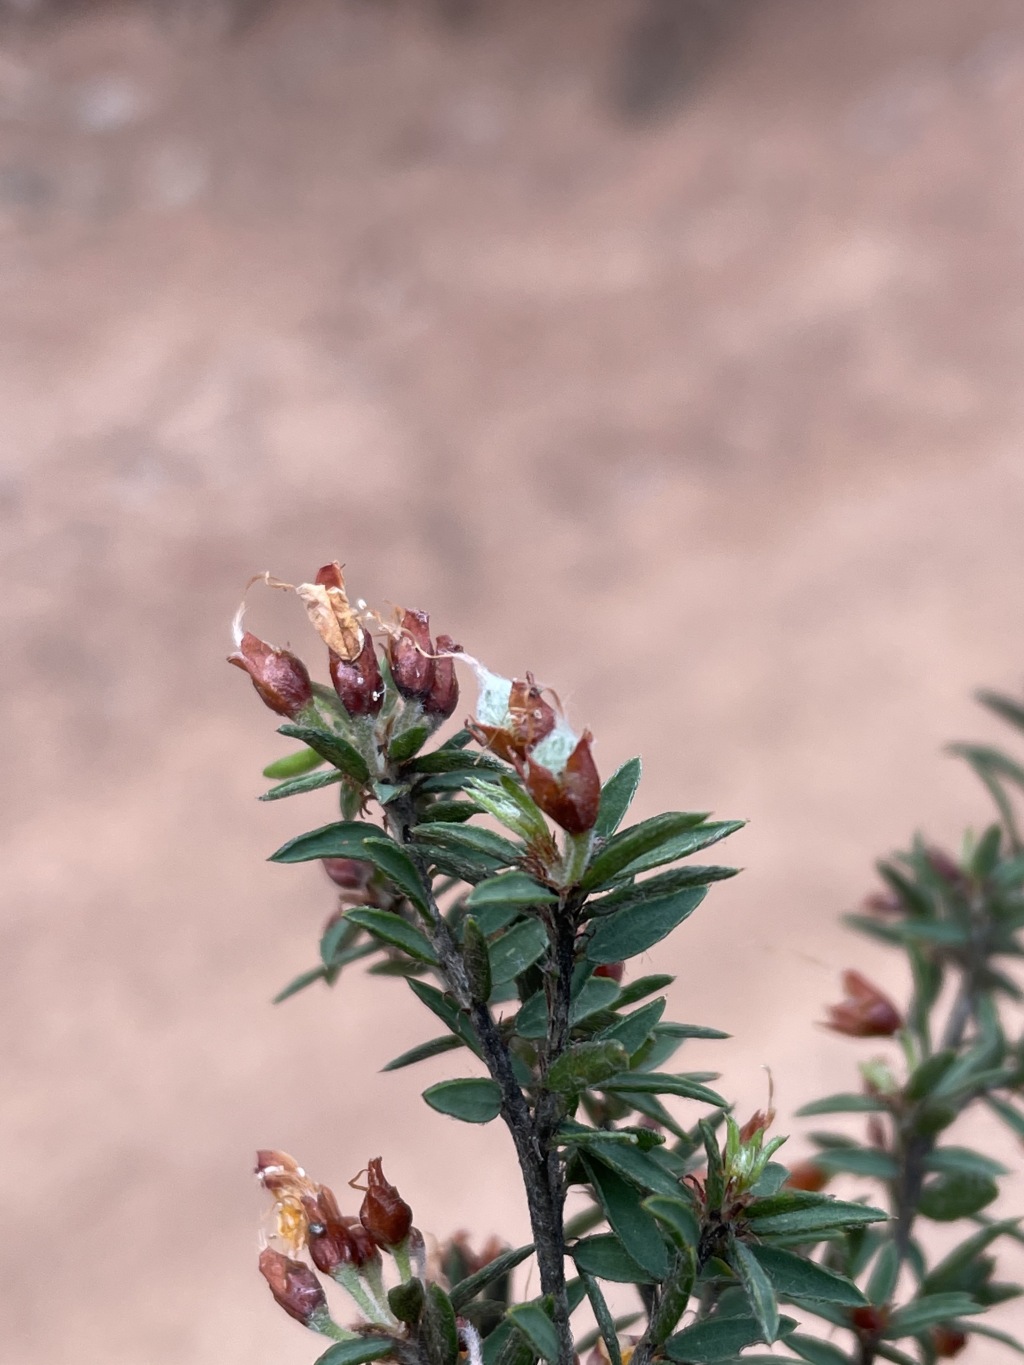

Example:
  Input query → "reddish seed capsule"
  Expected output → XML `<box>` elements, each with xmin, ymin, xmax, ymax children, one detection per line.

<box><xmin>329</xmin><ymin>626</ymin><xmax>385</xmax><ymax>717</ymax></box>
<box><xmin>825</xmin><ymin>970</ymin><xmax>902</xmax><ymax>1038</ymax></box>
<box><xmin>302</xmin><ymin>1184</ymin><xmax>359</xmax><ymax>1277</ymax></box>
<box><xmin>228</xmin><ymin>631</ymin><xmax>314</xmax><ymax>719</ymax></box>
<box><xmin>851</xmin><ymin>1305</ymin><xmax>890</xmax><ymax>1337</ymax></box>
<box><xmin>931</xmin><ymin>1327</ymin><xmax>968</xmax><ymax>1358</ymax></box>
<box><xmin>423</xmin><ymin>634</ymin><xmax>462</xmax><ymax>719</ymax></box>
<box><xmin>322</xmin><ymin>858</ymin><xmax>374</xmax><ymax>891</ymax></box>
<box><xmin>389</xmin><ymin>609</ymin><xmax>435</xmax><ymax>699</ymax></box>
<box><xmin>594</xmin><ymin>962</ymin><xmax>624</xmax><ymax>983</ymax></box>
<box><xmin>784</xmin><ymin>1159</ymin><xmax>830</xmax><ymax>1193</ymax></box>
<box><xmin>258</xmin><ymin>1247</ymin><xmax>330</xmax><ymax>1329</ymax></box>
<box><xmin>359</xmin><ymin>1157</ymin><xmax>413</xmax><ymax>1248</ymax></box>
<box><xmin>519</xmin><ymin>731</ymin><xmax>601</xmax><ymax>835</ymax></box>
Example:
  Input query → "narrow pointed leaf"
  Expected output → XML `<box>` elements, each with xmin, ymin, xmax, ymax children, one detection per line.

<box><xmin>263</xmin><ymin>745</ymin><xmax>326</xmax><ymax>779</ymax></box>
<box><xmin>581</xmin><ymin>1153</ymin><xmax>670</xmax><ymax>1280</ymax></box>
<box><xmin>315</xmin><ymin>1341</ymin><xmax>398</xmax><ymax>1365</ymax></box>
<box><xmin>362</xmin><ymin>836</ymin><xmax>431</xmax><ymax>915</ymax></box>
<box><xmin>602</xmin><ymin>1071</ymin><xmax>728</xmax><ymax>1108</ymax></box>
<box><xmin>382</xmin><ymin>1034</ymin><xmax>464</xmax><ymax>1071</ymax></box>
<box><xmin>489</xmin><ymin>919</ymin><xmax>548</xmax><ymax>986</ymax></box>
<box><xmin>261</xmin><ymin>768</ymin><xmax>344</xmax><ymax>800</ymax></box>
<box><xmin>644</xmin><ymin>1195</ymin><xmax>701</xmax><ymax>1251</ymax></box>
<box><xmin>572</xmin><ymin>1233</ymin><xmax>656</xmax><ymax>1283</ymax></box>
<box><xmin>586</xmin><ymin>887</ymin><xmax>707</xmax><ymax>963</ymax></box>
<box><xmin>884</xmin><ymin>1294</ymin><xmax>984</xmax><ymax>1338</ymax></box>
<box><xmin>344</xmin><ymin>908</ymin><xmax>437</xmax><ymax>964</ymax></box>
<box><xmin>582</xmin><ymin>812</ymin><xmax>714</xmax><ymax>890</ymax></box>
<box><xmin>450</xmin><ymin>1243</ymin><xmax>535</xmax><ymax>1310</ymax></box>
<box><xmin>665</xmin><ymin>1314</ymin><xmax>790</xmax><ymax>1362</ymax></box>
<box><xmin>750</xmin><ymin>1245</ymin><xmax>866</xmax><ymax>1305</ymax></box>
<box><xmin>731</xmin><ymin>1238</ymin><xmax>780</xmax><ymax>1342</ymax></box>
<box><xmin>580</xmin><ymin>1272</ymin><xmax>624</xmax><ymax>1365</ymax></box>
<box><xmin>795</xmin><ymin>1094</ymin><xmax>887</xmax><ymax>1117</ymax></box>
<box><xmin>270</xmin><ymin>819</ymin><xmax>383</xmax><ymax>864</ymax></box>
<box><xmin>278</xmin><ymin>722</ymin><xmax>370</xmax><ymax>783</ymax></box>
<box><xmin>506</xmin><ymin>1304</ymin><xmax>560</xmax><ymax>1364</ymax></box>
<box><xmin>467</xmin><ymin>872</ymin><xmax>557</xmax><ymax>910</ymax></box>
<box><xmin>595</xmin><ymin>758</ymin><xmax>643</xmax><ymax>839</ymax></box>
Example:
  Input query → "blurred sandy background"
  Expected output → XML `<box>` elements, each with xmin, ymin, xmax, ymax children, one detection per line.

<box><xmin>5</xmin><ymin>0</ymin><xmax>1024</xmax><ymax>1361</ymax></box>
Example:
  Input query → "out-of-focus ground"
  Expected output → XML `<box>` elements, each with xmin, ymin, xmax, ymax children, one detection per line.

<box><xmin>5</xmin><ymin>0</ymin><xmax>1024</xmax><ymax>1360</ymax></box>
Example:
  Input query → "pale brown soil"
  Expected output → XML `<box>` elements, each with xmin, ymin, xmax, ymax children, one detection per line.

<box><xmin>5</xmin><ymin>2</ymin><xmax>1024</xmax><ymax>1361</ymax></box>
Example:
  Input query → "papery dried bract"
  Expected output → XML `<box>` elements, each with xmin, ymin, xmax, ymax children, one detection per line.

<box><xmin>294</xmin><ymin>562</ymin><xmax>364</xmax><ymax>662</ymax></box>
<box><xmin>519</xmin><ymin>731</ymin><xmax>601</xmax><ymax>835</ymax></box>
<box><xmin>228</xmin><ymin>632</ymin><xmax>314</xmax><ymax>719</ymax></box>
<box><xmin>258</xmin><ymin>1246</ymin><xmax>330</xmax><ymax>1329</ymax></box>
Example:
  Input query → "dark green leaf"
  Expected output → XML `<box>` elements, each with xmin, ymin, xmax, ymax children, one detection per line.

<box><xmin>278</xmin><ymin>722</ymin><xmax>370</xmax><ymax>783</ymax></box>
<box><xmin>578</xmin><ymin>1137</ymin><xmax>682</xmax><ymax>1198</ymax></box>
<box><xmin>488</xmin><ymin>919</ymin><xmax>548</xmax><ymax>988</ymax></box>
<box><xmin>362</xmin><ymin>836</ymin><xmax>431</xmax><ymax>915</ymax></box>
<box><xmin>547</xmin><ymin>1041</ymin><xmax>629</xmax><ymax>1095</ymax></box>
<box><xmin>731</xmin><ymin>1238</ymin><xmax>780</xmax><ymax>1342</ymax></box>
<box><xmin>602</xmin><ymin>1071</ymin><xmax>727</xmax><ymax>1108</ymax></box>
<box><xmin>409</xmin><ymin>748</ymin><xmax>509</xmax><ymax>775</ymax></box>
<box><xmin>388</xmin><ymin>1276</ymin><xmax>425</xmax><ymax>1326</ymax></box>
<box><xmin>412</xmin><ymin>822</ymin><xmax>522</xmax><ymax>865</ymax></box>
<box><xmin>613</xmin><ymin>974</ymin><xmax>676</xmax><ymax>1008</ymax></box>
<box><xmin>450</xmin><ymin>1243</ymin><xmax>535</xmax><ymax>1310</ymax></box>
<box><xmin>506</xmin><ymin>1304</ymin><xmax>560</xmax><ymax>1365</ymax></box>
<box><xmin>272</xmin><ymin>964</ymin><xmax>326</xmax><ymax>1003</ymax></box>
<box><xmin>263</xmin><ymin>745</ymin><xmax>326</xmax><ymax>779</ymax></box>
<box><xmin>315</xmin><ymin>1339</ymin><xmax>397</xmax><ymax>1365</ymax></box>
<box><xmin>570</xmin><ymin>975</ymin><xmax>622</xmax><ymax>1025</ymax></box>
<box><xmin>598</xmin><ymin>821</ymin><xmax>746</xmax><ymax>888</ymax></box>
<box><xmin>787</xmin><ymin>1333</ymin><xmax>850</xmax><ymax>1365</ymax></box>
<box><xmin>270</xmin><ymin>819</ymin><xmax>382</xmax><ymax>864</ymax></box>
<box><xmin>345</xmin><ymin>908</ymin><xmax>438</xmax><ymax>964</ymax></box>
<box><xmin>382</xmin><ymin>1034</ymin><xmax>464</xmax><ymax>1071</ymax></box>
<box><xmin>597</xmin><ymin>998</ymin><xmax>667</xmax><ymax>1057</ymax></box>
<box><xmin>866</xmin><ymin>1241</ymin><xmax>901</xmax><ymax>1307</ymax></box>
<box><xmin>586</xmin><ymin>887</ymin><xmax>707</xmax><ymax>964</ymax></box>
<box><xmin>746</xmin><ymin>1194</ymin><xmax>888</xmax><ymax>1237</ymax></box>
<box><xmin>589</xmin><ymin>865</ymin><xmax>738</xmax><ymax>916</ymax></box>
<box><xmin>423</xmin><ymin>1283</ymin><xmax>459</xmax><ymax>1365</ymax></box>
<box><xmin>796</xmin><ymin>1094</ymin><xmax>887</xmax><ymax>1117</ymax></box>
<box><xmin>924</xmin><ymin>1147</ymin><xmax>1008</xmax><ymax>1178</ymax></box>
<box><xmin>962</xmin><ymin>1323</ymin><xmax>1024</xmax><ymax>1353</ymax></box>
<box><xmin>417</xmin><ymin>801</ymin><xmax>485</xmax><ymax>823</ymax></box>
<box><xmin>885</xmin><ymin>1294</ymin><xmax>983</xmax><ymax>1338</ymax></box>
<box><xmin>582</xmin><ymin>812</ymin><xmax>715</xmax><ymax>890</ymax></box>
<box><xmin>389</xmin><ymin>723</ymin><xmax>431</xmax><ymax>763</ymax></box>
<box><xmin>595</xmin><ymin>758</ymin><xmax>643</xmax><ymax>839</ymax></box>
<box><xmin>664</xmin><ymin>1314</ymin><xmax>781</xmax><ymax>1362</ymax></box>
<box><xmin>918</xmin><ymin>1172</ymin><xmax>998</xmax><ymax>1221</ymax></box>
<box><xmin>572</xmin><ymin>1233</ymin><xmax>656</xmax><ymax>1283</ymax></box>
<box><xmin>750</xmin><ymin>1245</ymin><xmax>866</xmax><ymax>1306</ymax></box>
<box><xmin>462</xmin><ymin>916</ymin><xmax>493</xmax><ymax>1003</ymax></box>
<box><xmin>261</xmin><ymin>768</ymin><xmax>344</xmax><ymax>801</ymax></box>
<box><xmin>813</xmin><ymin>1148</ymin><xmax>899</xmax><ymax>1180</ymax></box>
<box><xmin>422</xmin><ymin>1078</ymin><xmax>502</xmax><ymax>1124</ymax></box>
<box><xmin>467</xmin><ymin>872</ymin><xmax>557</xmax><ymax>910</ymax></box>
<box><xmin>406</xmin><ymin>979</ymin><xmax>480</xmax><ymax>1054</ymax></box>
<box><xmin>984</xmin><ymin>1094</ymin><xmax>1024</xmax><ymax>1138</ymax></box>
<box><xmin>579</xmin><ymin>1273</ymin><xmax>624</xmax><ymax>1365</ymax></box>
<box><xmin>905</xmin><ymin>1050</ymin><xmax>957</xmax><ymax>1101</ymax></box>
<box><xmin>581</xmin><ymin>1153</ymin><xmax>671</xmax><ymax>1279</ymax></box>
<box><xmin>644</xmin><ymin>1195</ymin><xmax>701</xmax><ymax>1251</ymax></box>
<box><xmin>976</xmin><ymin>688</ymin><xmax>1024</xmax><ymax>733</ymax></box>
<box><xmin>924</xmin><ymin>1219</ymin><xmax>1021</xmax><ymax>1295</ymax></box>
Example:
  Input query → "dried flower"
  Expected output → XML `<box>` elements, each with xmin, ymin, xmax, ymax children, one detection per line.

<box><xmin>825</xmin><ymin>970</ymin><xmax>902</xmax><ymax>1038</ymax></box>
<box><xmin>297</xmin><ymin>562</ymin><xmax>365</xmax><ymax>662</ymax></box>
<box><xmin>388</xmin><ymin>609</ymin><xmax>435</xmax><ymax>699</ymax></box>
<box><xmin>359</xmin><ymin>1157</ymin><xmax>413</xmax><ymax>1248</ymax></box>
<box><xmin>258</xmin><ymin>1247</ymin><xmax>332</xmax><ymax>1331</ymax></box>
<box><xmin>423</xmin><ymin>634</ymin><xmax>462</xmax><ymax>719</ymax></box>
<box><xmin>329</xmin><ymin>627</ymin><xmax>385</xmax><ymax>717</ymax></box>
<box><xmin>518</xmin><ymin>730</ymin><xmax>601</xmax><ymax>835</ymax></box>
<box><xmin>228</xmin><ymin>631</ymin><xmax>314</xmax><ymax>719</ymax></box>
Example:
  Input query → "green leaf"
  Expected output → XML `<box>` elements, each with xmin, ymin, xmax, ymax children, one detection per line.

<box><xmin>582</xmin><ymin>812</ymin><xmax>714</xmax><ymax>890</ymax></box>
<box><xmin>409</xmin><ymin>748</ymin><xmax>509</xmax><ymax>775</ymax></box>
<box><xmin>270</xmin><ymin>819</ymin><xmax>382</xmax><ymax>863</ymax></box>
<box><xmin>412</xmin><ymin>822</ymin><xmax>522</xmax><ymax>865</ymax></box>
<box><xmin>362</xmin><ymin>836</ymin><xmax>431</xmax><ymax>915</ymax></box>
<box><xmin>602</xmin><ymin>1071</ymin><xmax>727</xmax><ymax>1108</ymax></box>
<box><xmin>589</xmin><ymin>865</ymin><xmax>738</xmax><ymax>916</ymax></box>
<box><xmin>923</xmin><ymin>1220</ymin><xmax>1021</xmax><ymax>1294</ymax></box>
<box><xmin>417</xmin><ymin>800</ymin><xmax>484</xmax><ymax>824</ymax></box>
<box><xmin>547</xmin><ymin>1042</ymin><xmax>630</xmax><ymax>1095</ymax></box>
<box><xmin>597</xmin><ymin>999</ymin><xmax>667</xmax><ymax>1057</ymax></box>
<box><xmin>664</xmin><ymin>1314</ymin><xmax>781</xmax><ymax>1362</ymax></box>
<box><xmin>963</xmin><ymin>1323</ymin><xmax>1024</xmax><ymax>1354</ymax></box>
<box><xmin>422</xmin><ymin>1077</ymin><xmax>502</xmax><ymax>1124</ymax></box>
<box><xmin>278</xmin><ymin>722</ymin><xmax>371</xmax><ymax>783</ymax></box>
<box><xmin>976</xmin><ymin>688</ymin><xmax>1024</xmax><ymax>734</ymax></box>
<box><xmin>813</xmin><ymin>1148</ymin><xmax>899</xmax><ymax>1180</ymax></box>
<box><xmin>467</xmin><ymin>872</ymin><xmax>557</xmax><ymax>910</ymax></box>
<box><xmin>731</xmin><ymin>1238</ymin><xmax>780</xmax><ymax>1342</ymax></box>
<box><xmin>586</xmin><ymin>887</ymin><xmax>707</xmax><ymax>964</ymax></box>
<box><xmin>745</xmin><ymin>1193</ymin><xmax>888</xmax><ymax>1238</ymax></box>
<box><xmin>466</xmin><ymin>775</ymin><xmax>551</xmax><ymax>845</ymax></box>
<box><xmin>905</xmin><ymin>1050</ymin><xmax>957</xmax><ymax>1101</ymax></box>
<box><xmin>449</xmin><ymin>1243</ymin><xmax>535</xmax><ymax>1310</ymax></box>
<box><xmin>579</xmin><ymin>1272</ymin><xmax>624</xmax><ymax>1365</ymax></box>
<box><xmin>345</xmin><ymin>908</ymin><xmax>438</xmax><ymax>964</ymax></box>
<box><xmin>261</xmin><ymin>768</ymin><xmax>344</xmax><ymax>801</ymax></box>
<box><xmin>570</xmin><ymin>975</ymin><xmax>622</xmax><ymax>1025</ymax></box>
<box><xmin>613</xmin><ymin>974</ymin><xmax>676</xmax><ymax>1008</ymax></box>
<box><xmin>489</xmin><ymin>919</ymin><xmax>548</xmax><ymax>986</ymax></box>
<box><xmin>984</xmin><ymin>1094</ymin><xmax>1024</xmax><ymax>1138</ymax></box>
<box><xmin>389</xmin><ymin>723</ymin><xmax>431</xmax><ymax>764</ymax></box>
<box><xmin>795</xmin><ymin>1094</ymin><xmax>887</xmax><ymax>1117</ymax></box>
<box><xmin>315</xmin><ymin>1340</ymin><xmax>397</xmax><ymax>1365</ymax></box>
<box><xmin>572</xmin><ymin>1233</ymin><xmax>656</xmax><ymax>1283</ymax></box>
<box><xmin>505</xmin><ymin>1304</ymin><xmax>560</xmax><ymax>1365</ymax></box>
<box><xmin>750</xmin><ymin>1245</ymin><xmax>866</xmax><ymax>1305</ymax></box>
<box><xmin>263</xmin><ymin>745</ymin><xmax>326</xmax><ymax>779</ymax></box>
<box><xmin>884</xmin><ymin>1294</ymin><xmax>984</xmax><ymax>1338</ymax></box>
<box><xmin>422</xmin><ymin>1283</ymin><xmax>459</xmax><ymax>1365</ymax></box>
<box><xmin>787</xmin><ymin>1333</ymin><xmax>850</xmax><ymax>1365</ymax></box>
<box><xmin>581</xmin><ymin>1153</ymin><xmax>670</xmax><ymax>1279</ymax></box>
<box><xmin>382</xmin><ymin>1034</ymin><xmax>464</xmax><ymax>1071</ymax></box>
<box><xmin>924</xmin><ymin>1146</ymin><xmax>1008</xmax><ymax>1178</ymax></box>
<box><xmin>272</xmin><ymin>964</ymin><xmax>326</xmax><ymax>1003</ymax></box>
<box><xmin>918</xmin><ymin>1172</ymin><xmax>998</xmax><ymax>1221</ymax></box>
<box><xmin>462</xmin><ymin>916</ymin><xmax>493</xmax><ymax>1003</ymax></box>
<box><xmin>644</xmin><ymin>1195</ymin><xmax>701</xmax><ymax>1251</ymax></box>
<box><xmin>388</xmin><ymin>1277</ymin><xmax>425</xmax><ymax>1326</ymax></box>
<box><xmin>595</xmin><ymin>758</ymin><xmax>643</xmax><ymax>839</ymax></box>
